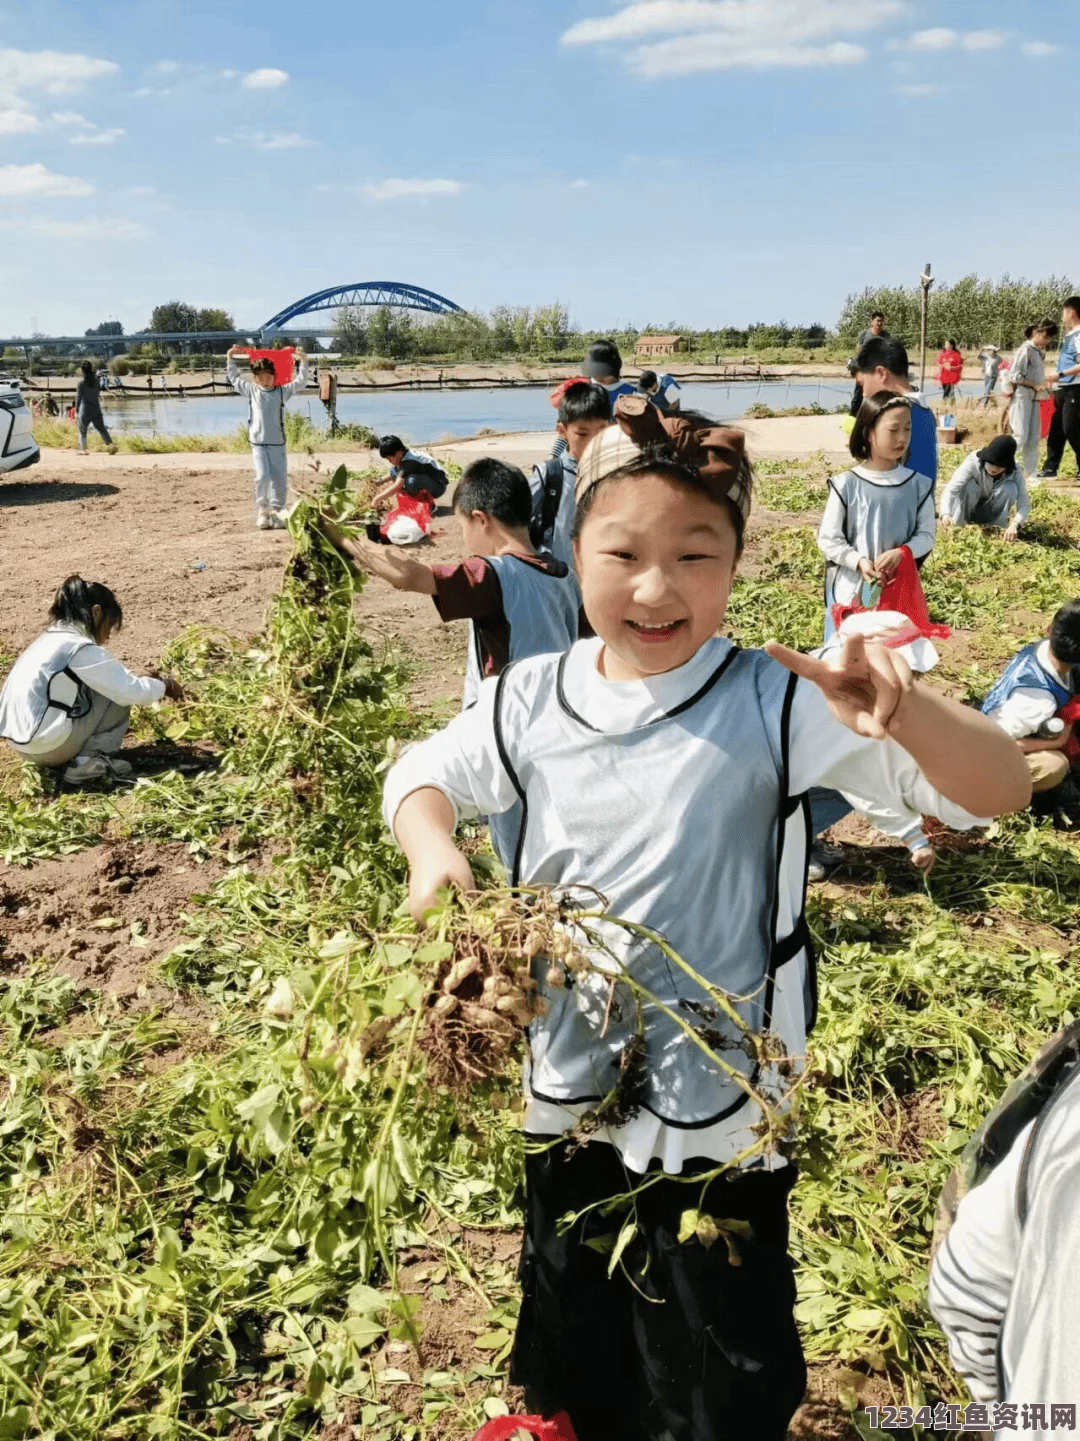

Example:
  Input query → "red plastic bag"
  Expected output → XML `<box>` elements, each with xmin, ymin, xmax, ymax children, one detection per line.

<box><xmin>241</xmin><ymin>347</ymin><xmax>295</xmax><ymax>385</ymax></box>
<box><xmin>1040</xmin><ymin>397</ymin><xmax>1055</xmax><ymax>439</ymax></box>
<box><xmin>471</xmin><ymin>1411</ymin><xmax>578</xmax><ymax>1441</ymax></box>
<box><xmin>67</xmin><ymin>405</ymin><xmax>76</xmax><ymax>420</ymax></box>
<box><xmin>1058</xmin><ymin>697</ymin><xmax>1080</xmax><ymax>762</ymax></box>
<box><xmin>380</xmin><ymin>488</ymin><xmax>434</xmax><ymax>542</ymax></box>
<box><xmin>548</xmin><ymin>376</ymin><xmax>591</xmax><ymax>408</ymax></box>
<box><xmin>831</xmin><ymin>546</ymin><xmax>951</xmax><ymax>641</ymax></box>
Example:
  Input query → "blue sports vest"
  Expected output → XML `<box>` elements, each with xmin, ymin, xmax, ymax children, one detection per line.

<box><xmin>981</xmin><ymin>643</ymin><xmax>1072</xmax><ymax>718</ymax></box>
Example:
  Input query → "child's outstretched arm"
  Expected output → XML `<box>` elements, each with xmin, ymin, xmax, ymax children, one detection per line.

<box><xmin>373</xmin><ymin>475</ymin><xmax>404</xmax><ymax>508</ymax></box>
<box><xmin>395</xmin><ymin>787</ymin><xmax>478</xmax><ymax>920</ymax></box>
<box><xmin>281</xmin><ymin>348</ymin><xmax>308</xmax><ymax>399</ymax></box>
<box><xmin>320</xmin><ymin>516</ymin><xmax>436</xmax><ymax>594</ymax></box>
<box><xmin>766</xmin><ymin>633</ymin><xmax>1031</xmax><ymax>817</ymax></box>
<box><xmin>382</xmin><ymin>680</ymin><xmax>526</xmax><ymax>921</ymax></box>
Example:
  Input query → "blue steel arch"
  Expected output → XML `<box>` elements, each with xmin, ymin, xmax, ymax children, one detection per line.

<box><xmin>262</xmin><ymin>282</ymin><xmax>465</xmax><ymax>335</ymax></box>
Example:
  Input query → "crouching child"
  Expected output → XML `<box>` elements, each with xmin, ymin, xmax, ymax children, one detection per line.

<box><xmin>381</xmin><ymin>401</ymin><xmax>1030</xmax><ymax>1441</ymax></box>
<box><xmin>0</xmin><ymin>576</ymin><xmax>182</xmax><ymax>784</ymax></box>
<box><xmin>982</xmin><ymin>599</ymin><xmax>1080</xmax><ymax>825</ymax></box>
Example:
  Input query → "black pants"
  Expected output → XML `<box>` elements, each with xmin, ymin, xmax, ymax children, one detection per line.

<box><xmin>1044</xmin><ymin>387</ymin><xmax>1080</xmax><ymax>474</ymax></box>
<box><xmin>510</xmin><ymin>1140</ymin><xmax>806</xmax><ymax>1441</ymax></box>
<box><xmin>941</xmin><ymin>383</ymin><xmax>956</xmax><ymax>402</ymax></box>
<box><xmin>849</xmin><ymin>383</ymin><xmax>863</xmax><ymax>417</ymax></box>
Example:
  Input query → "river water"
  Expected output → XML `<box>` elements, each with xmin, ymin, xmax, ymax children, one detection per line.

<box><xmin>90</xmin><ymin>377</ymin><xmax>982</xmax><ymax>445</ymax></box>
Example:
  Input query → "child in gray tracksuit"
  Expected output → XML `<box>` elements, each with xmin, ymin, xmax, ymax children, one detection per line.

<box><xmin>226</xmin><ymin>346</ymin><xmax>308</xmax><ymax>529</ymax></box>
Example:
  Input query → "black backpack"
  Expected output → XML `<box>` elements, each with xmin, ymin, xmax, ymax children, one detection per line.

<box><xmin>530</xmin><ymin>457</ymin><xmax>565</xmax><ymax>550</ymax></box>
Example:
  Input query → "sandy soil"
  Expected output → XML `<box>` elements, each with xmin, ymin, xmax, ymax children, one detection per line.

<box><xmin>0</xmin><ymin>413</ymin><xmax>847</xmax><ymax>698</ymax></box>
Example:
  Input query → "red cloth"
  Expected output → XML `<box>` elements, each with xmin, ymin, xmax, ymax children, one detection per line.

<box><xmin>240</xmin><ymin>347</ymin><xmax>295</xmax><ymax>385</ymax></box>
<box><xmin>831</xmin><ymin>546</ymin><xmax>951</xmax><ymax>641</ymax></box>
<box><xmin>379</xmin><ymin>488</ymin><xmax>434</xmax><ymax>538</ymax></box>
<box><xmin>936</xmin><ymin>349</ymin><xmax>963</xmax><ymax>386</ymax></box>
<box><xmin>472</xmin><ymin>1414</ymin><xmax>578</xmax><ymax>1441</ymax></box>
<box><xmin>1058</xmin><ymin>697</ymin><xmax>1080</xmax><ymax>762</ymax></box>
<box><xmin>1041</xmin><ymin>397</ymin><xmax>1055</xmax><ymax>438</ymax></box>
<box><xmin>548</xmin><ymin>377</ymin><xmax>592</xmax><ymax>408</ymax></box>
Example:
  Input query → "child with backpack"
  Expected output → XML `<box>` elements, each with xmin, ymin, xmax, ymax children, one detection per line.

<box><xmin>530</xmin><ymin>382</ymin><xmax>611</xmax><ymax>568</ymax></box>
<box><xmin>226</xmin><ymin>345</ymin><xmax>308</xmax><ymax>529</ymax></box>
<box><xmin>817</xmin><ymin>392</ymin><xmax>937</xmax><ymax>638</ymax></box>
<box><xmin>382</xmin><ymin>400</ymin><xmax>1029</xmax><ymax>1441</ymax></box>
<box><xmin>981</xmin><ymin>599</ymin><xmax>1080</xmax><ymax>824</ymax></box>
<box><xmin>323</xmin><ymin>458</ymin><xmax>578</xmax><ymax>864</ymax></box>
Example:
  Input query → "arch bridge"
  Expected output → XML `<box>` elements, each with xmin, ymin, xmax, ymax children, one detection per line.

<box><xmin>260</xmin><ymin>282</ymin><xmax>466</xmax><ymax>337</ymax></box>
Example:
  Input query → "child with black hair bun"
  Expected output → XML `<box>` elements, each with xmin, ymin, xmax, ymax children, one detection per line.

<box><xmin>817</xmin><ymin>392</ymin><xmax>937</xmax><ymax>637</ymax></box>
<box><xmin>381</xmin><ymin>401</ymin><xmax>1029</xmax><ymax>1441</ymax></box>
<box><xmin>0</xmin><ymin>577</ymin><xmax>182</xmax><ymax>784</ymax></box>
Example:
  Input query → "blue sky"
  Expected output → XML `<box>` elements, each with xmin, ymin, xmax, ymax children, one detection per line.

<box><xmin>0</xmin><ymin>0</ymin><xmax>1075</xmax><ymax>335</ymax></box>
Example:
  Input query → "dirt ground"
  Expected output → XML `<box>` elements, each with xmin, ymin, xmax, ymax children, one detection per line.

<box><xmin>0</xmin><ymin>441</ymin><xmax>930</xmax><ymax>1439</ymax></box>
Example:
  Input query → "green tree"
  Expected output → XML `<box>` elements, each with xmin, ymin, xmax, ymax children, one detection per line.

<box><xmin>85</xmin><ymin>320</ymin><xmax>124</xmax><ymax>337</ymax></box>
<box><xmin>195</xmin><ymin>307</ymin><xmax>235</xmax><ymax>332</ymax></box>
<box><xmin>149</xmin><ymin>302</ymin><xmax>199</xmax><ymax>334</ymax></box>
<box><xmin>332</xmin><ymin>306</ymin><xmax>368</xmax><ymax>354</ymax></box>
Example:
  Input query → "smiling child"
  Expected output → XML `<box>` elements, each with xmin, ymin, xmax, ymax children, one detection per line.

<box><xmin>381</xmin><ymin>398</ymin><xmax>1029</xmax><ymax>1441</ymax></box>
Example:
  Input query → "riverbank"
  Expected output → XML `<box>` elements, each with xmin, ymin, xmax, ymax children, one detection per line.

<box><xmin>17</xmin><ymin>356</ymin><xmax>993</xmax><ymax>397</ymax></box>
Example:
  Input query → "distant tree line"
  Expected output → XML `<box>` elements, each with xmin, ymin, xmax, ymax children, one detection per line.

<box><xmin>838</xmin><ymin>275</ymin><xmax>1075</xmax><ymax>351</ymax></box>
<box><xmin>39</xmin><ymin>274</ymin><xmax>1080</xmax><ymax>371</ymax></box>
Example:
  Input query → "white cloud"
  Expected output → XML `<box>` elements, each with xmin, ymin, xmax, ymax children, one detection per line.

<box><xmin>0</xmin><ymin>162</ymin><xmax>93</xmax><ymax>197</ymax></box>
<box><xmin>962</xmin><ymin>29</ymin><xmax>1004</xmax><ymax>51</ymax></box>
<box><xmin>52</xmin><ymin>110</ymin><xmax>90</xmax><ymax>126</ymax></box>
<box><xmin>216</xmin><ymin>129</ymin><xmax>312</xmax><ymax>150</ymax></box>
<box><xmin>219</xmin><ymin>68</ymin><xmax>239</xmax><ymax>79</ymax></box>
<box><xmin>906</xmin><ymin>27</ymin><xmax>957</xmax><ymax>50</ymax></box>
<box><xmin>363</xmin><ymin>177</ymin><xmax>463</xmax><ymax>201</ymax></box>
<box><xmin>896</xmin><ymin>26</ymin><xmax>1010</xmax><ymax>53</ymax></box>
<box><xmin>241</xmin><ymin>67</ymin><xmax>289</xmax><ymax>89</ymax></box>
<box><xmin>154</xmin><ymin>60</ymin><xmax>180</xmax><ymax>74</ymax></box>
<box><xmin>0</xmin><ymin>107</ymin><xmax>40</xmax><ymax>135</ymax></box>
<box><xmin>1023</xmin><ymin>40</ymin><xmax>1058</xmax><ymax>57</ymax></box>
<box><xmin>560</xmin><ymin>0</ymin><xmax>903</xmax><ymax>75</ymax></box>
<box><xmin>0</xmin><ymin>47</ymin><xmax>118</xmax><ymax>95</ymax></box>
<box><xmin>0</xmin><ymin>215</ymin><xmax>149</xmax><ymax>240</ymax></box>
<box><xmin>70</xmin><ymin>126</ymin><xmax>125</xmax><ymax>146</ymax></box>
<box><xmin>569</xmin><ymin>178</ymin><xmax>591</xmax><ymax>189</ymax></box>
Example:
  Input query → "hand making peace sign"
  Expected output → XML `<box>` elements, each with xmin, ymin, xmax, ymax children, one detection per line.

<box><xmin>764</xmin><ymin>632</ymin><xmax>914</xmax><ymax>741</ymax></box>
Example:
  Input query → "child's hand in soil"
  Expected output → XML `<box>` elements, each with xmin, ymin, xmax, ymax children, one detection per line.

<box><xmin>910</xmin><ymin>844</ymin><xmax>936</xmax><ymax>873</ymax></box>
<box><xmin>765</xmin><ymin>631</ymin><xmax>913</xmax><ymax>741</ymax></box>
<box><xmin>408</xmin><ymin>842</ymin><xmax>477</xmax><ymax>924</ymax></box>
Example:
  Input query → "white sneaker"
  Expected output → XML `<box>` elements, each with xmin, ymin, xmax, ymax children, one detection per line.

<box><xmin>63</xmin><ymin>754</ymin><xmax>108</xmax><ymax>783</ymax></box>
<box><xmin>256</xmin><ymin>510</ymin><xmax>273</xmax><ymax>530</ymax></box>
<box><xmin>269</xmin><ymin>511</ymin><xmax>287</xmax><ymax>529</ymax></box>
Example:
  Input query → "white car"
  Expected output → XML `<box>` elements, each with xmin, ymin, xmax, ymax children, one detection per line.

<box><xmin>0</xmin><ymin>380</ymin><xmax>40</xmax><ymax>474</ymax></box>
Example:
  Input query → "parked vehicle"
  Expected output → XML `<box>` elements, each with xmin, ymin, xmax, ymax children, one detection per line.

<box><xmin>0</xmin><ymin>380</ymin><xmax>40</xmax><ymax>473</ymax></box>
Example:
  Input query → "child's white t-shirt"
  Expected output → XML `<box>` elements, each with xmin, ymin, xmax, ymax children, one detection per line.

<box><xmin>383</xmin><ymin>637</ymin><xmax>985</xmax><ymax>1172</ymax></box>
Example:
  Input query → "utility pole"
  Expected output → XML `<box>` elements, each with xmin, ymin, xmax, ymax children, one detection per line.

<box><xmin>919</xmin><ymin>262</ymin><xmax>934</xmax><ymax>392</ymax></box>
